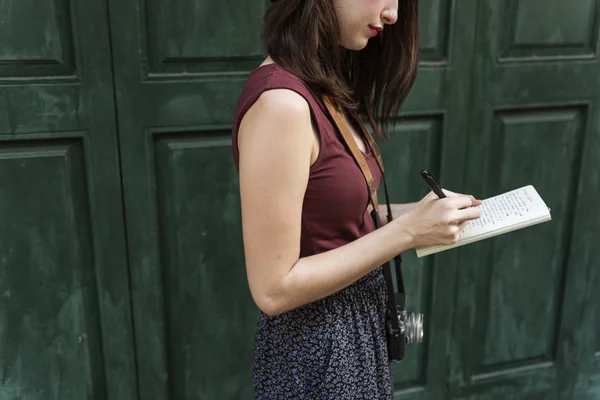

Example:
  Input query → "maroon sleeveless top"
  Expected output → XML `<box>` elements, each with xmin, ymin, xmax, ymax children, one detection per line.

<box><xmin>231</xmin><ymin>64</ymin><xmax>382</xmax><ymax>257</ymax></box>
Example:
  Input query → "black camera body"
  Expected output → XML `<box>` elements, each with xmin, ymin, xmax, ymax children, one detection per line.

<box><xmin>386</xmin><ymin>292</ymin><xmax>424</xmax><ymax>362</ymax></box>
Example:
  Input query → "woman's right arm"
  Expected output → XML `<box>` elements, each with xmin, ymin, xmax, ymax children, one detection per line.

<box><xmin>237</xmin><ymin>89</ymin><xmax>480</xmax><ymax>316</ymax></box>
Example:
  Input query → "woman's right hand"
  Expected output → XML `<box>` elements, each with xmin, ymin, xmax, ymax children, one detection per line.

<box><xmin>402</xmin><ymin>190</ymin><xmax>482</xmax><ymax>248</ymax></box>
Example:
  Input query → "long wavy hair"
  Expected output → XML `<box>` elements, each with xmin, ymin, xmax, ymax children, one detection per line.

<box><xmin>263</xmin><ymin>0</ymin><xmax>419</xmax><ymax>137</ymax></box>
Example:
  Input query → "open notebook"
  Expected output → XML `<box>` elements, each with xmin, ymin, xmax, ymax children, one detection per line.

<box><xmin>415</xmin><ymin>185</ymin><xmax>552</xmax><ymax>258</ymax></box>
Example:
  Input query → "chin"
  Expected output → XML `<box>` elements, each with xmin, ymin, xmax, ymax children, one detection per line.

<box><xmin>341</xmin><ymin>38</ymin><xmax>369</xmax><ymax>51</ymax></box>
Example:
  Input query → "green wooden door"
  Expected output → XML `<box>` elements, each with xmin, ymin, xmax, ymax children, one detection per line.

<box><xmin>3</xmin><ymin>0</ymin><xmax>597</xmax><ymax>399</ymax></box>
<box><xmin>105</xmin><ymin>0</ymin><xmax>269</xmax><ymax>398</ymax></box>
<box><xmin>104</xmin><ymin>0</ymin><xmax>600</xmax><ymax>399</ymax></box>
<box><xmin>379</xmin><ymin>1</ymin><xmax>600</xmax><ymax>399</ymax></box>
<box><xmin>451</xmin><ymin>1</ymin><xmax>600</xmax><ymax>399</ymax></box>
<box><xmin>0</xmin><ymin>0</ymin><xmax>137</xmax><ymax>399</ymax></box>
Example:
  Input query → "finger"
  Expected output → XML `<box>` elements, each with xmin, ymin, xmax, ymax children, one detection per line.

<box><xmin>423</xmin><ymin>190</ymin><xmax>440</xmax><ymax>201</ymax></box>
<box><xmin>460</xmin><ymin>195</ymin><xmax>482</xmax><ymax>208</ymax></box>
<box><xmin>469</xmin><ymin>195</ymin><xmax>483</xmax><ymax>206</ymax></box>
<box><xmin>457</xmin><ymin>220</ymin><xmax>470</xmax><ymax>231</ymax></box>
<box><xmin>443</xmin><ymin>196</ymin><xmax>474</xmax><ymax>210</ymax></box>
<box><xmin>453</xmin><ymin>206</ymin><xmax>482</xmax><ymax>222</ymax></box>
<box><xmin>443</xmin><ymin>189</ymin><xmax>482</xmax><ymax>205</ymax></box>
<box><xmin>442</xmin><ymin>189</ymin><xmax>456</xmax><ymax>197</ymax></box>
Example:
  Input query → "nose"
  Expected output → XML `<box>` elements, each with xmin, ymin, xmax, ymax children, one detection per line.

<box><xmin>381</xmin><ymin>6</ymin><xmax>398</xmax><ymax>25</ymax></box>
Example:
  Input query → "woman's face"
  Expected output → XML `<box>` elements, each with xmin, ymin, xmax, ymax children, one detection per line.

<box><xmin>333</xmin><ymin>0</ymin><xmax>399</xmax><ymax>50</ymax></box>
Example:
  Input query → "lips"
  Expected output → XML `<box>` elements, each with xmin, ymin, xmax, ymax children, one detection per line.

<box><xmin>368</xmin><ymin>25</ymin><xmax>383</xmax><ymax>36</ymax></box>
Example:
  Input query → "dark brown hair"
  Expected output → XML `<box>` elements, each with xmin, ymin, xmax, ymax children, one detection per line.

<box><xmin>263</xmin><ymin>0</ymin><xmax>419</xmax><ymax>137</ymax></box>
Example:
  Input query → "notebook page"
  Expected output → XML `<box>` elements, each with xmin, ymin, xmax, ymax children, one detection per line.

<box><xmin>460</xmin><ymin>185</ymin><xmax>549</xmax><ymax>240</ymax></box>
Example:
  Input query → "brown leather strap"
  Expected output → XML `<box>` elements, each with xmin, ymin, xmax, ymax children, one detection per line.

<box><xmin>323</xmin><ymin>97</ymin><xmax>405</xmax><ymax>336</ymax></box>
<box><xmin>348</xmin><ymin>108</ymin><xmax>385</xmax><ymax>173</ymax></box>
<box><xmin>323</xmin><ymin>98</ymin><xmax>381</xmax><ymax>213</ymax></box>
<box><xmin>345</xmin><ymin>107</ymin><xmax>398</xmax><ymax>227</ymax></box>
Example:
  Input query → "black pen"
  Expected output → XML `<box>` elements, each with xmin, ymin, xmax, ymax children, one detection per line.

<box><xmin>421</xmin><ymin>169</ymin><xmax>446</xmax><ymax>199</ymax></box>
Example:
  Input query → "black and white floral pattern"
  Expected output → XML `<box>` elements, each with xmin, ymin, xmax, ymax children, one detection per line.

<box><xmin>253</xmin><ymin>268</ymin><xmax>394</xmax><ymax>399</ymax></box>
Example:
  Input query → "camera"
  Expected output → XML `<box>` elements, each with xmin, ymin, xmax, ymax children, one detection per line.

<box><xmin>386</xmin><ymin>292</ymin><xmax>424</xmax><ymax>361</ymax></box>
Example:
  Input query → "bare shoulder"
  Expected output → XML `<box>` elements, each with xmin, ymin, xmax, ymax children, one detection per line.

<box><xmin>260</xmin><ymin>88</ymin><xmax>309</xmax><ymax>108</ymax></box>
<box><xmin>246</xmin><ymin>88</ymin><xmax>310</xmax><ymax>125</ymax></box>
<box><xmin>238</xmin><ymin>88</ymin><xmax>314</xmax><ymax>151</ymax></box>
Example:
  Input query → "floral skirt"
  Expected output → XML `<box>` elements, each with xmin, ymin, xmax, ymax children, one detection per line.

<box><xmin>253</xmin><ymin>268</ymin><xmax>394</xmax><ymax>399</ymax></box>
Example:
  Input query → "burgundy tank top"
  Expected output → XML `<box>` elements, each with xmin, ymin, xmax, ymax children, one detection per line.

<box><xmin>231</xmin><ymin>64</ymin><xmax>383</xmax><ymax>257</ymax></box>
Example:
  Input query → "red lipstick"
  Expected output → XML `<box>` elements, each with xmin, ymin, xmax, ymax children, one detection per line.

<box><xmin>369</xmin><ymin>25</ymin><xmax>383</xmax><ymax>36</ymax></box>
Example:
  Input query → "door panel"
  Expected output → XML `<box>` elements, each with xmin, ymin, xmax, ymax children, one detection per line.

<box><xmin>476</xmin><ymin>107</ymin><xmax>584</xmax><ymax>372</ymax></box>
<box><xmin>153</xmin><ymin>134</ymin><xmax>256</xmax><ymax>399</ymax></box>
<box><xmin>106</xmin><ymin>0</ymin><xmax>268</xmax><ymax>398</ymax></box>
<box><xmin>452</xmin><ymin>1</ymin><xmax>600</xmax><ymax>398</ymax></box>
<box><xmin>0</xmin><ymin>140</ymin><xmax>105</xmax><ymax>399</ymax></box>
<box><xmin>0</xmin><ymin>0</ymin><xmax>75</xmax><ymax>78</ymax></box>
<box><xmin>0</xmin><ymin>0</ymin><xmax>136</xmax><ymax>399</ymax></box>
<box><xmin>143</xmin><ymin>0</ymin><xmax>265</xmax><ymax>74</ymax></box>
<box><xmin>419</xmin><ymin>0</ymin><xmax>451</xmax><ymax>63</ymax></box>
<box><xmin>498</xmin><ymin>0</ymin><xmax>597</xmax><ymax>60</ymax></box>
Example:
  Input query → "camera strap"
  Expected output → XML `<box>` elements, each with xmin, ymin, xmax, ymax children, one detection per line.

<box><xmin>323</xmin><ymin>97</ymin><xmax>405</xmax><ymax>335</ymax></box>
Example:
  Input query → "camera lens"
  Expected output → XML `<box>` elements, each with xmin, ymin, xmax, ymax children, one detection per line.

<box><xmin>405</xmin><ymin>313</ymin><xmax>424</xmax><ymax>344</ymax></box>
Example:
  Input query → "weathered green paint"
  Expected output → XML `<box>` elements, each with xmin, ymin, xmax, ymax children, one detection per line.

<box><xmin>0</xmin><ymin>141</ymin><xmax>106</xmax><ymax>399</ymax></box>
<box><xmin>379</xmin><ymin>1</ymin><xmax>600</xmax><ymax>399</ymax></box>
<box><xmin>153</xmin><ymin>135</ymin><xmax>258</xmax><ymax>399</ymax></box>
<box><xmin>1</xmin><ymin>0</ymin><xmax>599</xmax><ymax>399</ymax></box>
<box><xmin>452</xmin><ymin>1</ymin><xmax>600</xmax><ymax>399</ymax></box>
<box><xmin>105</xmin><ymin>0</ymin><xmax>270</xmax><ymax>398</ymax></box>
<box><xmin>0</xmin><ymin>0</ymin><xmax>137</xmax><ymax>399</ymax></box>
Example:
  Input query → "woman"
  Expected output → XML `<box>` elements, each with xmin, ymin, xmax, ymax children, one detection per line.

<box><xmin>231</xmin><ymin>0</ymin><xmax>481</xmax><ymax>398</ymax></box>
